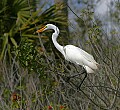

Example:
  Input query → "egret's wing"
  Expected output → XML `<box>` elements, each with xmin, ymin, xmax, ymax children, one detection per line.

<box><xmin>76</xmin><ymin>46</ymin><xmax>97</xmax><ymax>63</ymax></box>
<box><xmin>64</xmin><ymin>45</ymin><xmax>98</xmax><ymax>72</ymax></box>
<box><xmin>64</xmin><ymin>45</ymin><xmax>98</xmax><ymax>64</ymax></box>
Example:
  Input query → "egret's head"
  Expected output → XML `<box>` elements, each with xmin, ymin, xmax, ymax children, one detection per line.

<box><xmin>36</xmin><ymin>24</ymin><xmax>55</xmax><ymax>33</ymax></box>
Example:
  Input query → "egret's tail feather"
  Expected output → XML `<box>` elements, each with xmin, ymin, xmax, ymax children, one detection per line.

<box><xmin>84</xmin><ymin>66</ymin><xmax>95</xmax><ymax>73</ymax></box>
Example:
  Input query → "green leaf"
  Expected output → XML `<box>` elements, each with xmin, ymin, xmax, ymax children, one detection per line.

<box><xmin>0</xmin><ymin>33</ymin><xmax>8</xmax><ymax>60</ymax></box>
<box><xmin>10</xmin><ymin>37</ymin><xmax>18</xmax><ymax>48</ymax></box>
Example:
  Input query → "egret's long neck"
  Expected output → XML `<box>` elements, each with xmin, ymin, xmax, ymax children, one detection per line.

<box><xmin>52</xmin><ymin>27</ymin><xmax>64</xmax><ymax>55</ymax></box>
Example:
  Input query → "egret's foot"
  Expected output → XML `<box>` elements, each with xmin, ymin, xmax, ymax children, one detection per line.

<box><xmin>77</xmin><ymin>86</ymin><xmax>81</xmax><ymax>91</ymax></box>
<box><xmin>77</xmin><ymin>84</ymin><xmax>82</xmax><ymax>90</ymax></box>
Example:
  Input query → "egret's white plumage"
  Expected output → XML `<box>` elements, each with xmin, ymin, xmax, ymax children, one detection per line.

<box><xmin>36</xmin><ymin>24</ymin><xmax>98</xmax><ymax>73</ymax></box>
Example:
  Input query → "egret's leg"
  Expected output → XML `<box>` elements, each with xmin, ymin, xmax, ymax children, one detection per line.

<box><xmin>77</xmin><ymin>71</ymin><xmax>87</xmax><ymax>90</ymax></box>
<box><xmin>58</xmin><ymin>69</ymin><xmax>87</xmax><ymax>89</ymax></box>
<box><xmin>65</xmin><ymin>70</ymin><xmax>87</xmax><ymax>90</ymax></box>
<box><xmin>65</xmin><ymin>69</ymin><xmax>86</xmax><ymax>82</ymax></box>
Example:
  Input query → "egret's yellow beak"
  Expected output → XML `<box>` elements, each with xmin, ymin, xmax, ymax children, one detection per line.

<box><xmin>36</xmin><ymin>26</ymin><xmax>46</xmax><ymax>33</ymax></box>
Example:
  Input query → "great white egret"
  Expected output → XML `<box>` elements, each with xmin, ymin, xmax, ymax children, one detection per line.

<box><xmin>36</xmin><ymin>24</ymin><xmax>99</xmax><ymax>88</ymax></box>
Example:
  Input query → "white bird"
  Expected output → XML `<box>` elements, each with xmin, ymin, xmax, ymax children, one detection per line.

<box><xmin>36</xmin><ymin>24</ymin><xmax>99</xmax><ymax>74</ymax></box>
